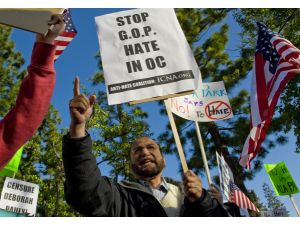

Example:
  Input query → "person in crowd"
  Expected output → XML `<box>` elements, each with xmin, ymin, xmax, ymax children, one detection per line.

<box><xmin>208</xmin><ymin>183</ymin><xmax>241</xmax><ymax>217</ymax></box>
<box><xmin>0</xmin><ymin>14</ymin><xmax>65</xmax><ymax>170</ymax></box>
<box><xmin>62</xmin><ymin>77</ymin><xmax>229</xmax><ymax>216</ymax></box>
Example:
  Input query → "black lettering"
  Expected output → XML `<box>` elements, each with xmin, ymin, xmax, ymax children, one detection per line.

<box><xmin>119</xmin><ymin>30</ymin><xmax>128</xmax><ymax>41</ymax></box>
<box><xmin>124</xmin><ymin>41</ymin><xmax>160</xmax><ymax>56</ymax></box>
<box><xmin>126</xmin><ymin>60</ymin><xmax>142</xmax><ymax>73</ymax></box>
<box><xmin>7</xmin><ymin>182</ymin><xmax>12</xmax><ymax>188</ymax></box>
<box><xmin>4</xmin><ymin>193</ymin><xmax>9</xmax><ymax>199</ymax></box>
<box><xmin>131</xmin><ymin>28</ymin><xmax>140</xmax><ymax>38</ymax></box>
<box><xmin>141</xmin><ymin>12</ymin><xmax>149</xmax><ymax>22</ymax></box>
<box><xmin>134</xmin><ymin>43</ymin><xmax>144</xmax><ymax>54</ymax></box>
<box><xmin>155</xmin><ymin>56</ymin><xmax>166</xmax><ymax>68</ymax></box>
<box><xmin>143</xmin><ymin>26</ymin><xmax>152</xmax><ymax>36</ymax></box>
<box><xmin>132</xmin><ymin>14</ymin><xmax>142</xmax><ymax>23</ymax></box>
<box><xmin>124</xmin><ymin>44</ymin><xmax>134</xmax><ymax>56</ymax></box>
<box><xmin>145</xmin><ymin>58</ymin><xmax>156</xmax><ymax>70</ymax></box>
<box><xmin>116</xmin><ymin>17</ymin><xmax>125</xmax><ymax>26</ymax></box>
<box><xmin>207</xmin><ymin>105</ymin><xmax>215</xmax><ymax>116</ymax></box>
<box><xmin>124</xmin><ymin>15</ymin><xmax>132</xmax><ymax>24</ymax></box>
<box><xmin>287</xmin><ymin>182</ymin><xmax>297</xmax><ymax>192</ymax></box>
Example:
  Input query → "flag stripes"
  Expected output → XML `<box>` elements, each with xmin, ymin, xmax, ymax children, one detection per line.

<box><xmin>229</xmin><ymin>181</ymin><xmax>260</xmax><ymax>212</ymax></box>
<box><xmin>239</xmin><ymin>22</ymin><xmax>300</xmax><ymax>168</ymax></box>
<box><xmin>54</xmin><ymin>9</ymin><xmax>77</xmax><ymax>60</ymax></box>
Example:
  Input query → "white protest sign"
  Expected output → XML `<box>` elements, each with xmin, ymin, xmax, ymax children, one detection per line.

<box><xmin>216</xmin><ymin>152</ymin><xmax>234</xmax><ymax>202</ymax></box>
<box><xmin>169</xmin><ymin>81</ymin><xmax>233</xmax><ymax>122</ymax></box>
<box><xmin>0</xmin><ymin>177</ymin><xmax>39</xmax><ymax>216</ymax></box>
<box><xmin>95</xmin><ymin>8</ymin><xmax>201</xmax><ymax>105</ymax></box>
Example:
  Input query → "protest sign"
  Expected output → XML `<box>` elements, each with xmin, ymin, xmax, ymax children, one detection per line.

<box><xmin>216</xmin><ymin>151</ymin><xmax>234</xmax><ymax>202</ymax></box>
<box><xmin>169</xmin><ymin>81</ymin><xmax>233</xmax><ymax>122</ymax></box>
<box><xmin>264</xmin><ymin>161</ymin><xmax>300</xmax><ymax>196</ymax></box>
<box><xmin>0</xmin><ymin>146</ymin><xmax>24</xmax><ymax>177</ymax></box>
<box><xmin>95</xmin><ymin>8</ymin><xmax>202</xmax><ymax>105</ymax></box>
<box><xmin>0</xmin><ymin>177</ymin><xmax>39</xmax><ymax>216</ymax></box>
<box><xmin>0</xmin><ymin>8</ymin><xmax>64</xmax><ymax>34</ymax></box>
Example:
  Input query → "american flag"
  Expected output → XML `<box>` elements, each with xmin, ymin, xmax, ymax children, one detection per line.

<box><xmin>229</xmin><ymin>181</ymin><xmax>260</xmax><ymax>212</ymax></box>
<box><xmin>239</xmin><ymin>22</ymin><xmax>300</xmax><ymax>168</ymax></box>
<box><xmin>54</xmin><ymin>9</ymin><xmax>77</xmax><ymax>60</ymax></box>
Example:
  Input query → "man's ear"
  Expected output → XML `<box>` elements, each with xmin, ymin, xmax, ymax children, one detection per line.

<box><xmin>163</xmin><ymin>157</ymin><xmax>166</xmax><ymax>168</ymax></box>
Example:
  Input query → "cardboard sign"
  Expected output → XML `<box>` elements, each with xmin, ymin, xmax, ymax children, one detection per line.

<box><xmin>0</xmin><ymin>177</ymin><xmax>39</xmax><ymax>216</ymax></box>
<box><xmin>0</xmin><ymin>8</ymin><xmax>64</xmax><ymax>34</ymax></box>
<box><xmin>95</xmin><ymin>8</ymin><xmax>202</xmax><ymax>105</ymax></box>
<box><xmin>0</xmin><ymin>146</ymin><xmax>24</xmax><ymax>177</ymax></box>
<box><xmin>168</xmin><ymin>81</ymin><xmax>233</xmax><ymax>122</ymax></box>
<box><xmin>265</xmin><ymin>161</ymin><xmax>300</xmax><ymax>196</ymax></box>
<box><xmin>216</xmin><ymin>152</ymin><xmax>234</xmax><ymax>202</ymax></box>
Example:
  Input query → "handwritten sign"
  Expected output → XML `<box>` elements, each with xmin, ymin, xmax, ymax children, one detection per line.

<box><xmin>169</xmin><ymin>81</ymin><xmax>233</xmax><ymax>122</ymax></box>
<box><xmin>265</xmin><ymin>161</ymin><xmax>300</xmax><ymax>196</ymax></box>
<box><xmin>95</xmin><ymin>8</ymin><xmax>201</xmax><ymax>105</ymax></box>
<box><xmin>0</xmin><ymin>177</ymin><xmax>39</xmax><ymax>216</ymax></box>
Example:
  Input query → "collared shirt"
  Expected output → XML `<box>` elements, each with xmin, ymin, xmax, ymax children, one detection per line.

<box><xmin>139</xmin><ymin>177</ymin><xmax>169</xmax><ymax>201</ymax></box>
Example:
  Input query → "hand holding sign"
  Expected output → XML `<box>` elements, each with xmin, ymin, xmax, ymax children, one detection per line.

<box><xmin>183</xmin><ymin>170</ymin><xmax>203</xmax><ymax>203</ymax></box>
<box><xmin>36</xmin><ymin>14</ymin><xmax>66</xmax><ymax>45</ymax></box>
<box><xmin>69</xmin><ymin>77</ymin><xmax>96</xmax><ymax>138</ymax></box>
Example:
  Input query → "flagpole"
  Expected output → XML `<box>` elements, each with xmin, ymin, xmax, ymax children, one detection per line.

<box><xmin>164</xmin><ymin>99</ymin><xmax>188</xmax><ymax>173</ymax></box>
<box><xmin>195</xmin><ymin>121</ymin><xmax>212</xmax><ymax>185</ymax></box>
<box><xmin>289</xmin><ymin>194</ymin><xmax>300</xmax><ymax>216</ymax></box>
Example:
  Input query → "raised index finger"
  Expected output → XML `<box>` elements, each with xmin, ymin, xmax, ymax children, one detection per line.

<box><xmin>73</xmin><ymin>76</ymin><xmax>80</xmax><ymax>97</ymax></box>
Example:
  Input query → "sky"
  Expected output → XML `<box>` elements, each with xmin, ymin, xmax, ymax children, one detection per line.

<box><xmin>7</xmin><ymin>8</ymin><xmax>300</xmax><ymax>217</ymax></box>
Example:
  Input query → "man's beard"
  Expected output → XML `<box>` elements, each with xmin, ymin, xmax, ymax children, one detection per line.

<box><xmin>131</xmin><ymin>158</ymin><xmax>165</xmax><ymax>179</ymax></box>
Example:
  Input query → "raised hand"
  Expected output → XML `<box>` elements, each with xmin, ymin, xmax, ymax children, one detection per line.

<box><xmin>36</xmin><ymin>14</ymin><xmax>66</xmax><ymax>44</ymax></box>
<box><xmin>69</xmin><ymin>77</ymin><xmax>96</xmax><ymax>138</ymax></box>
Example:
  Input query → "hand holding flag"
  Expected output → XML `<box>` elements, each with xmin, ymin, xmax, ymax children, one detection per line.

<box><xmin>35</xmin><ymin>14</ymin><xmax>65</xmax><ymax>45</ymax></box>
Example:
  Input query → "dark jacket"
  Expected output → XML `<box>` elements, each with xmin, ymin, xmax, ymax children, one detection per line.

<box><xmin>62</xmin><ymin>134</ymin><xmax>229</xmax><ymax>217</ymax></box>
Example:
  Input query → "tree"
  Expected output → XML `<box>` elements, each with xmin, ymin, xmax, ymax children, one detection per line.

<box><xmin>262</xmin><ymin>183</ymin><xmax>289</xmax><ymax>216</ymax></box>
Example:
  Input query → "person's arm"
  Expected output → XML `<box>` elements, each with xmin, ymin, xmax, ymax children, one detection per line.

<box><xmin>182</xmin><ymin>170</ymin><xmax>229</xmax><ymax>217</ymax></box>
<box><xmin>63</xmin><ymin>77</ymin><xmax>123</xmax><ymax>216</ymax></box>
<box><xmin>0</xmin><ymin>15</ymin><xmax>65</xmax><ymax>170</ymax></box>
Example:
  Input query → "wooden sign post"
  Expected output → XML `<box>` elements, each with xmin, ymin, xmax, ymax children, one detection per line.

<box><xmin>164</xmin><ymin>99</ymin><xmax>188</xmax><ymax>173</ymax></box>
